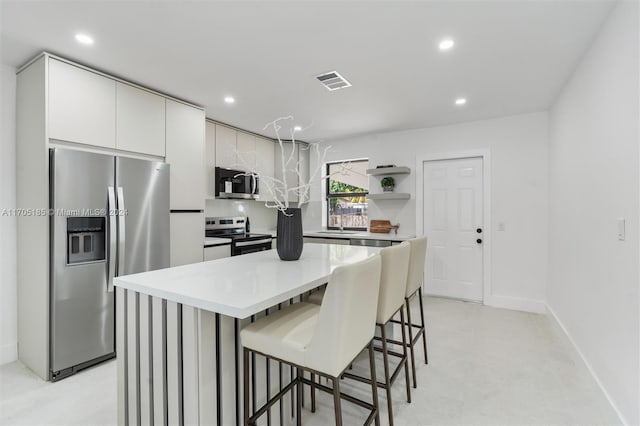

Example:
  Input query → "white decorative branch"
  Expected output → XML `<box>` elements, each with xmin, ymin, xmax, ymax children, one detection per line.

<box><xmin>232</xmin><ymin>116</ymin><xmax>355</xmax><ymax>214</ymax></box>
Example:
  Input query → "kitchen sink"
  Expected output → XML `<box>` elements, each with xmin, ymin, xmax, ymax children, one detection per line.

<box><xmin>315</xmin><ymin>231</ymin><xmax>359</xmax><ymax>235</ymax></box>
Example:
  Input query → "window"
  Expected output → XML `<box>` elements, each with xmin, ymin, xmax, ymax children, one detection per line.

<box><xmin>326</xmin><ymin>160</ymin><xmax>368</xmax><ymax>230</ymax></box>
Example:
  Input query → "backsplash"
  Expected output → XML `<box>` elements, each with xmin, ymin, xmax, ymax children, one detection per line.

<box><xmin>205</xmin><ymin>199</ymin><xmax>277</xmax><ymax>231</ymax></box>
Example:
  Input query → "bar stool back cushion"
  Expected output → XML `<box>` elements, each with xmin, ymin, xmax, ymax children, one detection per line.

<box><xmin>406</xmin><ymin>237</ymin><xmax>428</xmax><ymax>297</ymax></box>
<box><xmin>376</xmin><ymin>242</ymin><xmax>410</xmax><ymax>324</ymax></box>
<box><xmin>306</xmin><ymin>254</ymin><xmax>382</xmax><ymax>377</ymax></box>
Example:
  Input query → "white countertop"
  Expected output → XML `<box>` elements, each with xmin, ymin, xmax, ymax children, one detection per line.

<box><xmin>304</xmin><ymin>230</ymin><xmax>415</xmax><ymax>242</ymax></box>
<box><xmin>115</xmin><ymin>244</ymin><xmax>381</xmax><ymax>319</ymax></box>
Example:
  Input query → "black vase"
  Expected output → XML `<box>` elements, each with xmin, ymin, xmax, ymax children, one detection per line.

<box><xmin>276</xmin><ymin>208</ymin><xmax>303</xmax><ymax>261</ymax></box>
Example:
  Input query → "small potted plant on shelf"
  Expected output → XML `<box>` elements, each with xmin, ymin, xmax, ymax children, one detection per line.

<box><xmin>381</xmin><ymin>176</ymin><xmax>395</xmax><ymax>192</ymax></box>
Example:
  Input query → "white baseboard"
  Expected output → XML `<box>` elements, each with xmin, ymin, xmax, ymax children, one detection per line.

<box><xmin>484</xmin><ymin>294</ymin><xmax>547</xmax><ymax>314</ymax></box>
<box><xmin>546</xmin><ymin>304</ymin><xmax>627</xmax><ymax>426</ymax></box>
<box><xmin>0</xmin><ymin>342</ymin><xmax>18</xmax><ymax>366</ymax></box>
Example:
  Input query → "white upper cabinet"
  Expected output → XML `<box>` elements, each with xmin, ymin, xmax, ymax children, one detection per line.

<box><xmin>255</xmin><ymin>137</ymin><xmax>275</xmax><ymax>203</ymax></box>
<box><xmin>116</xmin><ymin>82</ymin><xmax>165</xmax><ymax>156</ymax></box>
<box><xmin>236</xmin><ymin>131</ymin><xmax>256</xmax><ymax>172</ymax></box>
<box><xmin>215</xmin><ymin>124</ymin><xmax>237</xmax><ymax>169</ymax></box>
<box><xmin>48</xmin><ymin>58</ymin><xmax>116</xmax><ymax>148</ymax></box>
<box><xmin>274</xmin><ymin>142</ymin><xmax>299</xmax><ymax>203</ymax></box>
<box><xmin>166</xmin><ymin>99</ymin><xmax>205</xmax><ymax>210</ymax></box>
<box><xmin>205</xmin><ymin>121</ymin><xmax>217</xmax><ymax>198</ymax></box>
<box><xmin>298</xmin><ymin>143</ymin><xmax>310</xmax><ymax>201</ymax></box>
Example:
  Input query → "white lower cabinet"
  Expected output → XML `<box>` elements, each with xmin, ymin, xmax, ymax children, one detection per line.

<box><xmin>204</xmin><ymin>245</ymin><xmax>231</xmax><ymax>260</ymax></box>
<box><xmin>170</xmin><ymin>213</ymin><xmax>204</xmax><ymax>266</ymax></box>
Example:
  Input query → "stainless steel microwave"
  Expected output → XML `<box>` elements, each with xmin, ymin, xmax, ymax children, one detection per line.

<box><xmin>215</xmin><ymin>167</ymin><xmax>259</xmax><ymax>200</ymax></box>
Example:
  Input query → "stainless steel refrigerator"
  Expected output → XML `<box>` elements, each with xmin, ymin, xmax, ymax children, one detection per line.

<box><xmin>49</xmin><ymin>147</ymin><xmax>170</xmax><ymax>380</ymax></box>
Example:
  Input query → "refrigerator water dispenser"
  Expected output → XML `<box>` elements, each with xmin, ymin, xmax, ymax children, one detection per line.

<box><xmin>67</xmin><ymin>217</ymin><xmax>106</xmax><ymax>264</ymax></box>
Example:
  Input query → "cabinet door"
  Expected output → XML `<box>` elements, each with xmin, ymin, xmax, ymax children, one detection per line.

<box><xmin>255</xmin><ymin>137</ymin><xmax>275</xmax><ymax>203</ymax></box>
<box><xmin>116</xmin><ymin>82</ymin><xmax>165</xmax><ymax>156</ymax></box>
<box><xmin>298</xmin><ymin>143</ymin><xmax>310</xmax><ymax>204</ymax></box>
<box><xmin>166</xmin><ymin>99</ymin><xmax>205</xmax><ymax>210</ymax></box>
<box><xmin>236</xmin><ymin>132</ymin><xmax>256</xmax><ymax>172</ymax></box>
<box><xmin>274</xmin><ymin>142</ymin><xmax>299</xmax><ymax>203</ymax></box>
<box><xmin>170</xmin><ymin>213</ymin><xmax>204</xmax><ymax>266</ymax></box>
<box><xmin>215</xmin><ymin>124</ymin><xmax>236</xmax><ymax>169</ymax></box>
<box><xmin>205</xmin><ymin>121</ymin><xmax>216</xmax><ymax>198</ymax></box>
<box><xmin>49</xmin><ymin>58</ymin><xmax>116</xmax><ymax>148</ymax></box>
<box><xmin>204</xmin><ymin>245</ymin><xmax>231</xmax><ymax>261</ymax></box>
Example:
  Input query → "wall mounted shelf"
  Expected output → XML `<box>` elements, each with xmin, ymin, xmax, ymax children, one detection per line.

<box><xmin>367</xmin><ymin>193</ymin><xmax>411</xmax><ymax>200</ymax></box>
<box><xmin>366</xmin><ymin>166</ymin><xmax>410</xmax><ymax>176</ymax></box>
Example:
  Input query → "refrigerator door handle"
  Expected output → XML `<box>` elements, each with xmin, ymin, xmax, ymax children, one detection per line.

<box><xmin>117</xmin><ymin>187</ymin><xmax>126</xmax><ymax>277</ymax></box>
<box><xmin>107</xmin><ymin>187</ymin><xmax>117</xmax><ymax>292</ymax></box>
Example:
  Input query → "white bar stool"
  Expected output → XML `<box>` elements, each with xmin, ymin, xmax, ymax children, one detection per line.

<box><xmin>391</xmin><ymin>236</ymin><xmax>428</xmax><ymax>388</ymax></box>
<box><xmin>310</xmin><ymin>243</ymin><xmax>412</xmax><ymax>425</ymax></box>
<box><xmin>241</xmin><ymin>254</ymin><xmax>382</xmax><ymax>426</ymax></box>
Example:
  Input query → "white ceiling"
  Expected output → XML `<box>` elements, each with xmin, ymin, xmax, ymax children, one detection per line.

<box><xmin>1</xmin><ymin>1</ymin><xmax>614</xmax><ymax>142</ymax></box>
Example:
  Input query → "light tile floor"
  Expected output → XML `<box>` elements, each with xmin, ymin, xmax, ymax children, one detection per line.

<box><xmin>0</xmin><ymin>297</ymin><xmax>621</xmax><ymax>425</ymax></box>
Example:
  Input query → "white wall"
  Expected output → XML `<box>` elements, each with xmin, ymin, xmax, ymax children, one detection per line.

<box><xmin>548</xmin><ymin>2</ymin><xmax>639</xmax><ymax>424</ymax></box>
<box><xmin>0</xmin><ymin>63</ymin><xmax>18</xmax><ymax>365</ymax></box>
<box><xmin>308</xmin><ymin>111</ymin><xmax>549</xmax><ymax>312</ymax></box>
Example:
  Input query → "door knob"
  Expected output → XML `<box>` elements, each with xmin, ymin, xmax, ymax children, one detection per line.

<box><xmin>476</xmin><ymin>238</ymin><xmax>483</xmax><ymax>244</ymax></box>
<box><xmin>476</xmin><ymin>228</ymin><xmax>483</xmax><ymax>234</ymax></box>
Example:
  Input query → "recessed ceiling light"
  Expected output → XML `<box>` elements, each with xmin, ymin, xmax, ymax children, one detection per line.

<box><xmin>438</xmin><ymin>38</ymin><xmax>455</xmax><ymax>51</ymax></box>
<box><xmin>293</xmin><ymin>126</ymin><xmax>302</xmax><ymax>132</ymax></box>
<box><xmin>455</xmin><ymin>98</ymin><xmax>467</xmax><ymax>106</ymax></box>
<box><xmin>224</xmin><ymin>96</ymin><xmax>235</xmax><ymax>104</ymax></box>
<box><xmin>75</xmin><ymin>33</ymin><xmax>94</xmax><ymax>45</ymax></box>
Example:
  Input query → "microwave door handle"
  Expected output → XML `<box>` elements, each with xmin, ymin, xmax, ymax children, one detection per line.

<box><xmin>117</xmin><ymin>187</ymin><xmax>126</xmax><ymax>277</ymax></box>
<box><xmin>107</xmin><ymin>187</ymin><xmax>116</xmax><ymax>292</ymax></box>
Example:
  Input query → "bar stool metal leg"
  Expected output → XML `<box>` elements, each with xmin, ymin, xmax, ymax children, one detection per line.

<box><xmin>243</xmin><ymin>347</ymin><xmax>251</xmax><ymax>426</ymax></box>
<box><xmin>310</xmin><ymin>373</ymin><xmax>316</xmax><ymax>413</ymax></box>
<box><xmin>418</xmin><ymin>288</ymin><xmax>428</xmax><ymax>364</ymax></box>
<box><xmin>333</xmin><ymin>377</ymin><xmax>343</xmax><ymax>426</ymax></box>
<box><xmin>399</xmin><ymin>306</ymin><xmax>412</xmax><ymax>402</ymax></box>
<box><xmin>405</xmin><ymin>297</ymin><xmax>418</xmax><ymax>388</ymax></box>
<box><xmin>296</xmin><ymin>368</ymin><xmax>303</xmax><ymax>426</ymax></box>
<box><xmin>367</xmin><ymin>343</ymin><xmax>381</xmax><ymax>426</ymax></box>
<box><xmin>379</xmin><ymin>324</ymin><xmax>394</xmax><ymax>425</ymax></box>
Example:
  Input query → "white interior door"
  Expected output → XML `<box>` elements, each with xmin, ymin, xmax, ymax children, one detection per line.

<box><xmin>423</xmin><ymin>157</ymin><xmax>484</xmax><ymax>301</ymax></box>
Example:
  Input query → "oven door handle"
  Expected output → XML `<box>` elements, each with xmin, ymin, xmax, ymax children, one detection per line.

<box><xmin>235</xmin><ymin>239</ymin><xmax>272</xmax><ymax>247</ymax></box>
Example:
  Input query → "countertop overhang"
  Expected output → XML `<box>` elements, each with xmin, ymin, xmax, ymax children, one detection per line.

<box><xmin>115</xmin><ymin>244</ymin><xmax>381</xmax><ymax>319</ymax></box>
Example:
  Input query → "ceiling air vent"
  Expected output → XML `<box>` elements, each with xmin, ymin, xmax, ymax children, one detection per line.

<box><xmin>316</xmin><ymin>71</ymin><xmax>352</xmax><ymax>91</ymax></box>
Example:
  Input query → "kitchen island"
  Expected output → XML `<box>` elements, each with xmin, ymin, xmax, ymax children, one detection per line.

<box><xmin>114</xmin><ymin>244</ymin><xmax>381</xmax><ymax>426</ymax></box>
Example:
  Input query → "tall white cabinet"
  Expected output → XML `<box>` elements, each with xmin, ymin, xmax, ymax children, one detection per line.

<box><xmin>16</xmin><ymin>53</ymin><xmax>206</xmax><ymax>379</ymax></box>
<box><xmin>166</xmin><ymin>99</ymin><xmax>205</xmax><ymax>211</ymax></box>
<box><xmin>166</xmin><ymin>100</ymin><xmax>206</xmax><ymax>267</ymax></box>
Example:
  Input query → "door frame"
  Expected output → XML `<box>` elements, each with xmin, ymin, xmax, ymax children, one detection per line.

<box><xmin>415</xmin><ymin>150</ymin><xmax>492</xmax><ymax>303</ymax></box>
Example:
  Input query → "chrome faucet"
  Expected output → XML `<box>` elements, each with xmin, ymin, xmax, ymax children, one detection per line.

<box><xmin>339</xmin><ymin>214</ymin><xmax>346</xmax><ymax>233</ymax></box>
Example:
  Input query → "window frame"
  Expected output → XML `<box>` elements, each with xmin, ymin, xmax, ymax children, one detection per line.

<box><xmin>325</xmin><ymin>160</ymin><xmax>369</xmax><ymax>231</ymax></box>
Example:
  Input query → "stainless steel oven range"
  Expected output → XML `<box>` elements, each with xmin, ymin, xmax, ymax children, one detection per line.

<box><xmin>205</xmin><ymin>216</ymin><xmax>273</xmax><ymax>256</ymax></box>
